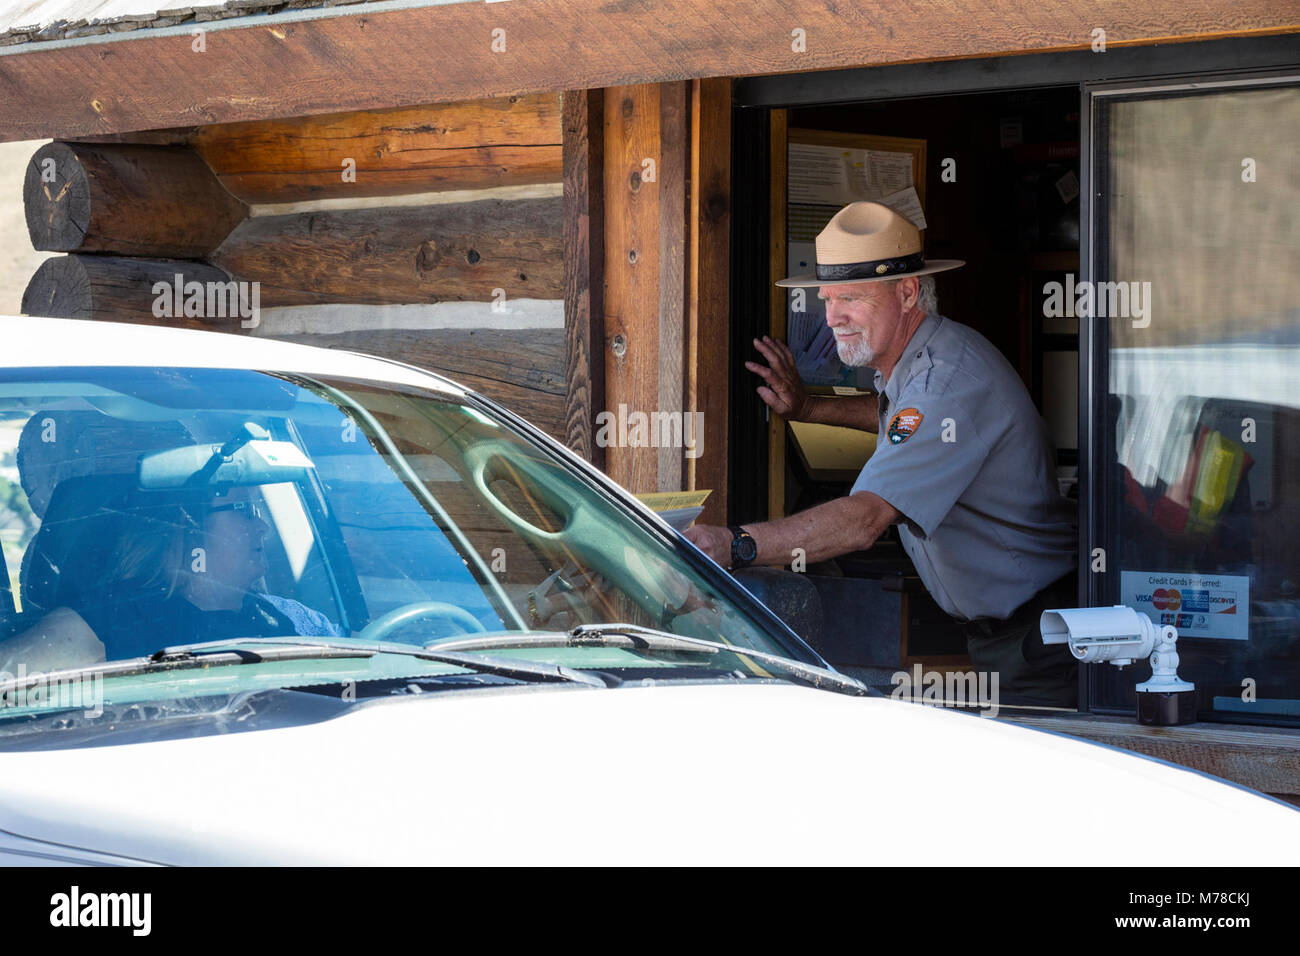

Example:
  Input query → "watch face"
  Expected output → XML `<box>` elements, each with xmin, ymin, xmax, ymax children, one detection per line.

<box><xmin>735</xmin><ymin>533</ymin><xmax>757</xmax><ymax>563</ymax></box>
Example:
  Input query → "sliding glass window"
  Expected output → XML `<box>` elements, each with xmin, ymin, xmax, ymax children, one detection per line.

<box><xmin>1088</xmin><ymin>76</ymin><xmax>1300</xmax><ymax>725</ymax></box>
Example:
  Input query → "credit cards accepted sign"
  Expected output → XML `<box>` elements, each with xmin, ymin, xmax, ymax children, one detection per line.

<box><xmin>1119</xmin><ymin>571</ymin><xmax>1250</xmax><ymax>641</ymax></box>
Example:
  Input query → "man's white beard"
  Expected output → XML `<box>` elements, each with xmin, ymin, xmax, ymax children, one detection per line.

<box><xmin>834</xmin><ymin>332</ymin><xmax>876</xmax><ymax>368</ymax></box>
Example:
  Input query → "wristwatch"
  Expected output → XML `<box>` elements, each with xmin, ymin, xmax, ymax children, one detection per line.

<box><xmin>728</xmin><ymin>526</ymin><xmax>758</xmax><ymax>569</ymax></box>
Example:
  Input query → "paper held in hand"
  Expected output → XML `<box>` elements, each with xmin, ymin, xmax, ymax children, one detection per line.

<box><xmin>635</xmin><ymin>489</ymin><xmax>712</xmax><ymax>531</ymax></box>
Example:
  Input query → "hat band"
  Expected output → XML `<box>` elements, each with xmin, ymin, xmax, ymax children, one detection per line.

<box><xmin>816</xmin><ymin>251</ymin><xmax>925</xmax><ymax>282</ymax></box>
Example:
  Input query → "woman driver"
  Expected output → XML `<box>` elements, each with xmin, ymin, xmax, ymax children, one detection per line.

<box><xmin>0</xmin><ymin>486</ymin><xmax>344</xmax><ymax>673</ymax></box>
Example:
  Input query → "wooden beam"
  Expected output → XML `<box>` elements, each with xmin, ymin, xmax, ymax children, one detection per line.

<box><xmin>187</xmin><ymin>95</ymin><xmax>562</xmax><ymax>204</ymax></box>
<box><xmin>21</xmin><ymin>255</ymin><xmax>236</xmax><ymax>328</ymax></box>
<box><xmin>209</xmin><ymin>197</ymin><xmax>562</xmax><ymax>307</ymax></box>
<box><xmin>24</xmin><ymin>142</ymin><xmax>246</xmax><ymax>257</ymax></box>
<box><xmin>561</xmin><ymin>89</ymin><xmax>606</xmax><ymax>469</ymax></box>
<box><xmin>688</xmin><ymin>77</ymin><xmax>731</xmax><ymax>527</ymax></box>
<box><xmin>1</xmin><ymin>1</ymin><xmax>1296</xmax><ymax>142</ymax></box>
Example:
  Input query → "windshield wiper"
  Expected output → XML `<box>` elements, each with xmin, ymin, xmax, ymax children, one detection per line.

<box><xmin>0</xmin><ymin>637</ymin><xmax>605</xmax><ymax>701</ymax></box>
<box><xmin>197</xmin><ymin>638</ymin><xmax>607</xmax><ymax>688</ymax></box>
<box><xmin>430</xmin><ymin>623</ymin><xmax>869</xmax><ymax>696</ymax></box>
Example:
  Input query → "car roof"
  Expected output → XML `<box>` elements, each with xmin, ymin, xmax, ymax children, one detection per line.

<box><xmin>0</xmin><ymin>315</ymin><xmax>466</xmax><ymax>397</ymax></box>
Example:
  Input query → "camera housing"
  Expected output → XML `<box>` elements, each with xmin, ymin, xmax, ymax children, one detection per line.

<box><xmin>1040</xmin><ymin>605</ymin><xmax>1196</xmax><ymax>725</ymax></box>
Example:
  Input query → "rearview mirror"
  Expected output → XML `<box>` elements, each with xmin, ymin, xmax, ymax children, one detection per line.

<box><xmin>139</xmin><ymin>439</ymin><xmax>315</xmax><ymax>489</ymax></box>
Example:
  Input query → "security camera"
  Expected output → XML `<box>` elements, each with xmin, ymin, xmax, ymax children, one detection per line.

<box><xmin>1041</xmin><ymin>605</ymin><xmax>1196</xmax><ymax>726</ymax></box>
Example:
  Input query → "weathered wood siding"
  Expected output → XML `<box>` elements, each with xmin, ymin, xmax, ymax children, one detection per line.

<box><xmin>16</xmin><ymin>94</ymin><xmax>569</xmax><ymax>441</ymax></box>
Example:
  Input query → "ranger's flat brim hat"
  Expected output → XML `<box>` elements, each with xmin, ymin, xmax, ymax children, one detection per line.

<box><xmin>775</xmin><ymin>201</ymin><xmax>964</xmax><ymax>288</ymax></box>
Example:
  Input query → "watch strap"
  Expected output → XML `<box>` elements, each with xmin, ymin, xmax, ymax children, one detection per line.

<box><xmin>728</xmin><ymin>525</ymin><xmax>757</xmax><ymax>568</ymax></box>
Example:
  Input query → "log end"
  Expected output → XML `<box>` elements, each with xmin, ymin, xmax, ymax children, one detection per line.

<box><xmin>21</xmin><ymin>255</ymin><xmax>92</xmax><ymax>319</ymax></box>
<box><xmin>23</xmin><ymin>143</ymin><xmax>91</xmax><ymax>253</ymax></box>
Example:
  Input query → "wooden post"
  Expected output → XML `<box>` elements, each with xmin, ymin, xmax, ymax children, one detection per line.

<box><xmin>767</xmin><ymin>109</ymin><xmax>788</xmax><ymax>520</ymax></box>
<box><xmin>688</xmin><ymin>77</ymin><xmax>731</xmax><ymax>527</ymax></box>
<box><xmin>562</xmin><ymin>90</ymin><xmax>606</xmax><ymax>468</ymax></box>
<box><xmin>580</xmin><ymin>79</ymin><xmax>730</xmax><ymax>510</ymax></box>
<box><xmin>602</xmin><ymin>83</ymin><xmax>669</xmax><ymax>494</ymax></box>
<box><xmin>658</xmin><ymin>81</ymin><xmax>690</xmax><ymax>493</ymax></box>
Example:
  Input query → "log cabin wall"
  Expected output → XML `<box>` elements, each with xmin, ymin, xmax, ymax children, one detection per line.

<box><xmin>17</xmin><ymin>81</ymin><xmax>732</xmax><ymax>516</ymax></box>
<box><xmin>18</xmin><ymin>93</ymin><xmax>569</xmax><ymax>441</ymax></box>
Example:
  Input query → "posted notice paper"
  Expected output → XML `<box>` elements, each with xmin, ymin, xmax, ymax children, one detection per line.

<box><xmin>1120</xmin><ymin>570</ymin><xmax>1250</xmax><ymax>640</ymax></box>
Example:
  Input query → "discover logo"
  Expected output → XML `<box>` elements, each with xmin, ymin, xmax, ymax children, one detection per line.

<box><xmin>50</xmin><ymin>886</ymin><xmax>151</xmax><ymax>936</ymax></box>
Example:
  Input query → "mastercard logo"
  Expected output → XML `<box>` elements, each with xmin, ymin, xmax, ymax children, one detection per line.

<box><xmin>1151</xmin><ymin>588</ymin><xmax>1182</xmax><ymax>611</ymax></box>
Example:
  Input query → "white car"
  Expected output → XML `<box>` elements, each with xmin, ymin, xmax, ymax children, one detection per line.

<box><xmin>0</xmin><ymin>315</ymin><xmax>1294</xmax><ymax>866</ymax></box>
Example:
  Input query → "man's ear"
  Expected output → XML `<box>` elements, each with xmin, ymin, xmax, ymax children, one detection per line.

<box><xmin>898</xmin><ymin>276</ymin><xmax>920</xmax><ymax>310</ymax></box>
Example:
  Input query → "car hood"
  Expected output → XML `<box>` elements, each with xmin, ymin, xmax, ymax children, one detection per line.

<box><xmin>0</xmin><ymin>682</ymin><xmax>1295</xmax><ymax>865</ymax></box>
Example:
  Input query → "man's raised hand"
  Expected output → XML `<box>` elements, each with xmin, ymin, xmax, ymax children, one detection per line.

<box><xmin>746</xmin><ymin>336</ymin><xmax>813</xmax><ymax>421</ymax></box>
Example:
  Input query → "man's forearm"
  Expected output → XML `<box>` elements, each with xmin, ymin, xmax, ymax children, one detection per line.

<box><xmin>803</xmin><ymin>393</ymin><xmax>879</xmax><ymax>433</ymax></box>
<box><xmin>742</xmin><ymin>492</ymin><xmax>896</xmax><ymax>566</ymax></box>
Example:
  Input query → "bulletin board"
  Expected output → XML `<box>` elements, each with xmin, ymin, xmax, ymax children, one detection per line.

<box><xmin>766</xmin><ymin>120</ymin><xmax>927</xmax><ymax>519</ymax></box>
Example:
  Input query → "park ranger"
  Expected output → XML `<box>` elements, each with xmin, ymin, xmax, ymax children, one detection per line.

<box><xmin>684</xmin><ymin>201</ymin><xmax>1079</xmax><ymax>705</ymax></box>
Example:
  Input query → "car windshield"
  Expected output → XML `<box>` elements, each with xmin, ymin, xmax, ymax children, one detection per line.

<box><xmin>0</xmin><ymin>366</ymin><xmax>829</xmax><ymax>728</ymax></box>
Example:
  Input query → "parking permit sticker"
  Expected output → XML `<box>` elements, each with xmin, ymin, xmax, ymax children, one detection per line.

<box><xmin>1120</xmin><ymin>570</ymin><xmax>1250</xmax><ymax>640</ymax></box>
<box><xmin>887</xmin><ymin>408</ymin><xmax>923</xmax><ymax>445</ymax></box>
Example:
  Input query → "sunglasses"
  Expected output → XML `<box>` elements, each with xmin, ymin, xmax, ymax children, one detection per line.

<box><xmin>208</xmin><ymin>500</ymin><xmax>265</xmax><ymax>520</ymax></box>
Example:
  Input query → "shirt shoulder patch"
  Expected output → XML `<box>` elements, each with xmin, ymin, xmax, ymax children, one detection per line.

<box><xmin>887</xmin><ymin>407</ymin><xmax>923</xmax><ymax>444</ymax></box>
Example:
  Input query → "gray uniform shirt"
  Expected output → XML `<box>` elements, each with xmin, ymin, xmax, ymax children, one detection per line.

<box><xmin>849</xmin><ymin>313</ymin><xmax>1077</xmax><ymax>621</ymax></box>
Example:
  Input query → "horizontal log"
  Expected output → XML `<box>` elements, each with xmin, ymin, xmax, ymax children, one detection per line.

<box><xmin>270</xmin><ymin>328</ymin><xmax>566</xmax><ymax>439</ymax></box>
<box><xmin>21</xmin><ymin>255</ymin><xmax>244</xmax><ymax>331</ymax></box>
<box><xmin>0</xmin><ymin>1</ymin><xmax>1296</xmax><ymax>142</ymax></box>
<box><xmin>211</xmin><ymin>197</ymin><xmax>562</xmax><ymax>307</ymax></box>
<box><xmin>23</xmin><ymin>142</ymin><xmax>247</xmax><ymax>257</ymax></box>
<box><xmin>73</xmin><ymin>95</ymin><xmax>562</xmax><ymax>203</ymax></box>
<box><xmin>191</xmin><ymin>95</ymin><xmax>562</xmax><ymax>204</ymax></box>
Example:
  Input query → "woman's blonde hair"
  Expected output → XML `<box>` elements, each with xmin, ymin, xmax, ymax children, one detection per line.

<box><xmin>101</xmin><ymin>505</ymin><xmax>198</xmax><ymax>599</ymax></box>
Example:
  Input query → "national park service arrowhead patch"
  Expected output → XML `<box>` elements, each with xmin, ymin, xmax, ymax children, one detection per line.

<box><xmin>887</xmin><ymin>407</ymin><xmax>923</xmax><ymax>445</ymax></box>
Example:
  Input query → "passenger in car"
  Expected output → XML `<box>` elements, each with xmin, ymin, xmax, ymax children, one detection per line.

<box><xmin>0</xmin><ymin>485</ymin><xmax>346</xmax><ymax>671</ymax></box>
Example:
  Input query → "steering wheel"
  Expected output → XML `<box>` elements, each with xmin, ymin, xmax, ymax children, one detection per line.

<box><xmin>358</xmin><ymin>601</ymin><xmax>487</xmax><ymax>645</ymax></box>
